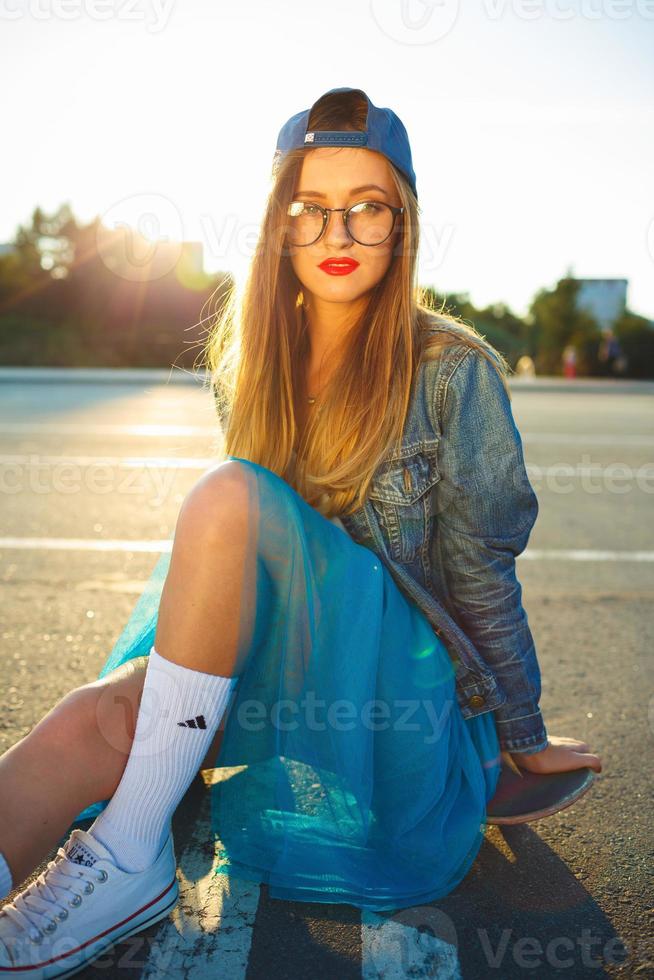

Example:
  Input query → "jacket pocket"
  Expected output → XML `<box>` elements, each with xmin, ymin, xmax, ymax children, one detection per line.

<box><xmin>368</xmin><ymin>447</ymin><xmax>441</xmax><ymax>563</ymax></box>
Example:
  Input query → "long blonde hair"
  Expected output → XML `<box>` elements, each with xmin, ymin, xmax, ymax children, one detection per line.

<box><xmin>203</xmin><ymin>90</ymin><xmax>511</xmax><ymax>518</ymax></box>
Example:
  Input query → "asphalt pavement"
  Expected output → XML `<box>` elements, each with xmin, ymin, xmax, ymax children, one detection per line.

<box><xmin>1</xmin><ymin>369</ymin><xmax>653</xmax><ymax>979</ymax></box>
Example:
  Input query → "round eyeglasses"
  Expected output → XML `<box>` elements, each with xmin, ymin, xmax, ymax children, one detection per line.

<box><xmin>286</xmin><ymin>200</ymin><xmax>404</xmax><ymax>247</ymax></box>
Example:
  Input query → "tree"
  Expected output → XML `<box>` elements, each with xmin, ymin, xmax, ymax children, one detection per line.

<box><xmin>613</xmin><ymin>310</ymin><xmax>654</xmax><ymax>379</ymax></box>
<box><xmin>529</xmin><ymin>276</ymin><xmax>599</xmax><ymax>375</ymax></box>
<box><xmin>0</xmin><ymin>202</ymin><xmax>233</xmax><ymax>367</ymax></box>
<box><xmin>420</xmin><ymin>286</ymin><xmax>534</xmax><ymax>367</ymax></box>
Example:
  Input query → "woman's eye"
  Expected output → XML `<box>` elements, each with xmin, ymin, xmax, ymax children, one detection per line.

<box><xmin>288</xmin><ymin>202</ymin><xmax>321</xmax><ymax>217</ymax></box>
<box><xmin>292</xmin><ymin>203</ymin><xmax>320</xmax><ymax>215</ymax></box>
<box><xmin>353</xmin><ymin>201</ymin><xmax>383</xmax><ymax>213</ymax></box>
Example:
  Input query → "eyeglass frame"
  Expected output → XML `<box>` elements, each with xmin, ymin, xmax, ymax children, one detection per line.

<box><xmin>285</xmin><ymin>199</ymin><xmax>404</xmax><ymax>247</ymax></box>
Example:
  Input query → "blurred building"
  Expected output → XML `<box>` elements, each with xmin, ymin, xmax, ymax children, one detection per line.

<box><xmin>573</xmin><ymin>278</ymin><xmax>628</xmax><ymax>330</ymax></box>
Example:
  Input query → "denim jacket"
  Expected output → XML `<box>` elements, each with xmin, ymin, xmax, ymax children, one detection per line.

<box><xmin>337</xmin><ymin>326</ymin><xmax>549</xmax><ymax>755</ymax></box>
<box><xmin>214</xmin><ymin>325</ymin><xmax>548</xmax><ymax>755</ymax></box>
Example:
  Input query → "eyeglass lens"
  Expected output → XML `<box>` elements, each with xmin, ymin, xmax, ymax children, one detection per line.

<box><xmin>286</xmin><ymin>201</ymin><xmax>395</xmax><ymax>246</ymax></box>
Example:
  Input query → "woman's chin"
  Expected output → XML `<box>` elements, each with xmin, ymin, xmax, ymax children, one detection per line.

<box><xmin>302</xmin><ymin>276</ymin><xmax>378</xmax><ymax>303</ymax></box>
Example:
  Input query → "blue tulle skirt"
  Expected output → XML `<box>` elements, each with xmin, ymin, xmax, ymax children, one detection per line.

<box><xmin>72</xmin><ymin>456</ymin><xmax>501</xmax><ymax>911</ymax></box>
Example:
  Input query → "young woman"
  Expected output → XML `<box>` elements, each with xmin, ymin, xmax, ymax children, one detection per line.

<box><xmin>0</xmin><ymin>87</ymin><xmax>602</xmax><ymax>973</ymax></box>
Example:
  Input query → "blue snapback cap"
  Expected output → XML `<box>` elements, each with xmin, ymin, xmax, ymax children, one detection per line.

<box><xmin>273</xmin><ymin>86</ymin><xmax>418</xmax><ymax>200</ymax></box>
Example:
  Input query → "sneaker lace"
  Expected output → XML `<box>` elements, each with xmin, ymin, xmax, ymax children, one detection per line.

<box><xmin>0</xmin><ymin>850</ymin><xmax>108</xmax><ymax>943</ymax></box>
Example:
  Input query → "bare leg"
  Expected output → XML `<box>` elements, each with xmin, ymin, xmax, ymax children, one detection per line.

<box><xmin>0</xmin><ymin>657</ymin><xmax>225</xmax><ymax>890</ymax></box>
<box><xmin>153</xmin><ymin>459</ymin><xmax>255</xmax><ymax>675</ymax></box>
<box><xmin>1</xmin><ymin>460</ymin><xmax>252</xmax><ymax>889</ymax></box>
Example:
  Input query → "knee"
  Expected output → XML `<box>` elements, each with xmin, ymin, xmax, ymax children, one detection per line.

<box><xmin>29</xmin><ymin>683</ymin><xmax>99</xmax><ymax>753</ymax></box>
<box><xmin>83</xmin><ymin>658</ymin><xmax>151</xmax><ymax>757</ymax></box>
<box><xmin>176</xmin><ymin>460</ymin><xmax>251</xmax><ymax>545</ymax></box>
<box><xmin>38</xmin><ymin>657</ymin><xmax>148</xmax><ymax>760</ymax></box>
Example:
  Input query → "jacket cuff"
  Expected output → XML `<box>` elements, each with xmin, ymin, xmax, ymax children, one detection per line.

<box><xmin>493</xmin><ymin>700</ymin><xmax>549</xmax><ymax>754</ymax></box>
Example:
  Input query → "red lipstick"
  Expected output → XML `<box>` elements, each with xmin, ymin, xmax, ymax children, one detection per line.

<box><xmin>318</xmin><ymin>257</ymin><xmax>360</xmax><ymax>276</ymax></box>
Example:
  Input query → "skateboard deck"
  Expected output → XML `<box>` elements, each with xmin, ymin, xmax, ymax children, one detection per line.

<box><xmin>486</xmin><ymin>758</ymin><xmax>596</xmax><ymax>825</ymax></box>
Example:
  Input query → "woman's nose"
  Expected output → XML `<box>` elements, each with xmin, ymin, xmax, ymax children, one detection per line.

<box><xmin>323</xmin><ymin>210</ymin><xmax>353</xmax><ymax>248</ymax></box>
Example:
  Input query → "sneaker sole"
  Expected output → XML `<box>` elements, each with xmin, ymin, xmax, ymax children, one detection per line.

<box><xmin>2</xmin><ymin>876</ymin><xmax>179</xmax><ymax>980</ymax></box>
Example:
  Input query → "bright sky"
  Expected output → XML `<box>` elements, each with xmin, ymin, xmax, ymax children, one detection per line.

<box><xmin>1</xmin><ymin>0</ymin><xmax>653</xmax><ymax>319</ymax></box>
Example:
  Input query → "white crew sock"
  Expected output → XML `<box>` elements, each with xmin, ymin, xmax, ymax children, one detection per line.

<box><xmin>0</xmin><ymin>851</ymin><xmax>13</xmax><ymax>900</ymax></box>
<box><xmin>88</xmin><ymin>646</ymin><xmax>239</xmax><ymax>873</ymax></box>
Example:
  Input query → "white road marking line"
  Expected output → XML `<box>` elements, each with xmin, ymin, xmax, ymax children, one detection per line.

<box><xmin>0</xmin><ymin>454</ymin><xmax>215</xmax><ymax>469</ymax></box>
<box><xmin>531</xmin><ymin>465</ymin><xmax>654</xmax><ymax>477</ymax></box>
<box><xmin>0</xmin><ymin>423</ymin><xmax>651</xmax><ymax>444</ymax></box>
<box><xmin>522</xmin><ymin>433</ymin><xmax>654</xmax><ymax>446</ymax></box>
<box><xmin>521</xmin><ymin>549</ymin><xmax>654</xmax><ymax>562</ymax></box>
<box><xmin>362</xmin><ymin>910</ymin><xmax>462</xmax><ymax>979</ymax></box>
<box><xmin>0</xmin><ymin>423</ymin><xmax>218</xmax><ymax>436</ymax></box>
<box><xmin>1</xmin><ymin>455</ymin><xmax>652</xmax><ymax>481</ymax></box>
<box><xmin>1</xmin><ymin>539</ymin><xmax>653</xmax><ymax>561</ymax></box>
<box><xmin>140</xmin><ymin>771</ymin><xmax>259</xmax><ymax>979</ymax></box>
<box><xmin>0</xmin><ymin>537</ymin><xmax>172</xmax><ymax>552</ymax></box>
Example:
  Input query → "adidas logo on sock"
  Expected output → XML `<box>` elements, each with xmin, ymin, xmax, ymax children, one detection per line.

<box><xmin>177</xmin><ymin>714</ymin><xmax>207</xmax><ymax>729</ymax></box>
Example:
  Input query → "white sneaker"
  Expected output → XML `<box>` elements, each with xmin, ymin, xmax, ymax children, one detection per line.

<box><xmin>0</xmin><ymin>827</ymin><xmax>178</xmax><ymax>978</ymax></box>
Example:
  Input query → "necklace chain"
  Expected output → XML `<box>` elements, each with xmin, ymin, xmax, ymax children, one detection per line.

<box><xmin>306</xmin><ymin>350</ymin><xmax>326</xmax><ymax>405</ymax></box>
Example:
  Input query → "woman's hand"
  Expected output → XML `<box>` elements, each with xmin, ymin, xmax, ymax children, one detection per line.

<box><xmin>508</xmin><ymin>736</ymin><xmax>603</xmax><ymax>774</ymax></box>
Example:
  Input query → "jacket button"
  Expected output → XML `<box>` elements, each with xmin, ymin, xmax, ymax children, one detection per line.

<box><xmin>468</xmin><ymin>694</ymin><xmax>485</xmax><ymax>708</ymax></box>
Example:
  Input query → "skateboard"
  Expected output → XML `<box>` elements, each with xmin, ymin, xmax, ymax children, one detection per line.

<box><xmin>485</xmin><ymin>753</ymin><xmax>597</xmax><ymax>825</ymax></box>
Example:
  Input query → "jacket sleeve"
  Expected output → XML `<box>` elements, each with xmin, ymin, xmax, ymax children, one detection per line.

<box><xmin>430</xmin><ymin>345</ymin><xmax>549</xmax><ymax>754</ymax></box>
